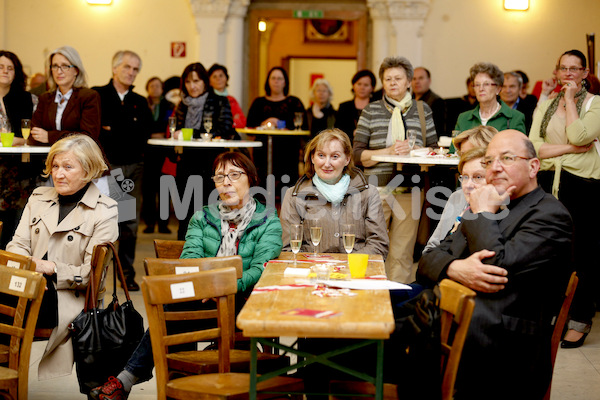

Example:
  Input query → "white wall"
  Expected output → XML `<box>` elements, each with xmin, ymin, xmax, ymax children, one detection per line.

<box><xmin>4</xmin><ymin>0</ymin><xmax>199</xmax><ymax>94</ymax></box>
<box><xmin>420</xmin><ymin>0</ymin><xmax>600</xmax><ymax>98</ymax></box>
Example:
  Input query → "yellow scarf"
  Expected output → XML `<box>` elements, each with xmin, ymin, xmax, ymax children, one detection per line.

<box><xmin>385</xmin><ymin>92</ymin><xmax>413</xmax><ymax>146</ymax></box>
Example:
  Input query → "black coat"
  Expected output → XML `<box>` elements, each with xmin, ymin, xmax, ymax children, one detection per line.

<box><xmin>418</xmin><ymin>187</ymin><xmax>573</xmax><ymax>399</ymax></box>
<box><xmin>93</xmin><ymin>80</ymin><xmax>153</xmax><ymax>165</ymax></box>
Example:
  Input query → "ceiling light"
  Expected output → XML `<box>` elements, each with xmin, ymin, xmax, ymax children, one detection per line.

<box><xmin>504</xmin><ymin>0</ymin><xmax>529</xmax><ymax>11</ymax></box>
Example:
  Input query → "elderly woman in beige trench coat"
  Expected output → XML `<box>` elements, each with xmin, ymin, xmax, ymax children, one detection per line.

<box><xmin>6</xmin><ymin>134</ymin><xmax>118</xmax><ymax>380</ymax></box>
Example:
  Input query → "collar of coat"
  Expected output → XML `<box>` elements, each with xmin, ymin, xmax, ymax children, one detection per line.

<box><xmin>291</xmin><ymin>167</ymin><xmax>369</xmax><ymax>197</ymax></box>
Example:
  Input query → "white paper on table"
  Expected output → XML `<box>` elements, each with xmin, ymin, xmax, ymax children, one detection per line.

<box><xmin>284</xmin><ymin>267</ymin><xmax>311</xmax><ymax>277</ymax></box>
<box><xmin>323</xmin><ymin>279</ymin><xmax>412</xmax><ymax>290</ymax></box>
<box><xmin>410</xmin><ymin>148</ymin><xmax>430</xmax><ymax>157</ymax></box>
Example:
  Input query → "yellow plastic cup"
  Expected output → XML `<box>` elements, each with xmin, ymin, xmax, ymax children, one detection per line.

<box><xmin>348</xmin><ymin>254</ymin><xmax>369</xmax><ymax>279</ymax></box>
<box><xmin>1</xmin><ymin>132</ymin><xmax>14</xmax><ymax>147</ymax></box>
<box><xmin>181</xmin><ymin>128</ymin><xmax>193</xmax><ymax>141</ymax></box>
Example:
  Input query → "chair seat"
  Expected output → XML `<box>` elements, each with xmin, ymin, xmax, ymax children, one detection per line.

<box><xmin>166</xmin><ymin>372</ymin><xmax>303</xmax><ymax>400</ymax></box>
<box><xmin>0</xmin><ymin>365</ymin><xmax>18</xmax><ymax>389</ymax></box>
<box><xmin>167</xmin><ymin>349</ymin><xmax>289</xmax><ymax>375</ymax></box>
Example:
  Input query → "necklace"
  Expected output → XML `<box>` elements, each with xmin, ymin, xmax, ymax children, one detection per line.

<box><xmin>480</xmin><ymin>101</ymin><xmax>500</xmax><ymax>120</ymax></box>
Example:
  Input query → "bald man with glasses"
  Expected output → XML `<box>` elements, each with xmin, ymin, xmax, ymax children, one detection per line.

<box><xmin>417</xmin><ymin>130</ymin><xmax>573</xmax><ymax>399</ymax></box>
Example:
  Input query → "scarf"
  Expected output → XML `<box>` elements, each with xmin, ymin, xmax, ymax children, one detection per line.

<box><xmin>540</xmin><ymin>86</ymin><xmax>587</xmax><ymax>138</ymax></box>
<box><xmin>182</xmin><ymin>92</ymin><xmax>209</xmax><ymax>129</ymax></box>
<box><xmin>312</xmin><ymin>174</ymin><xmax>351</xmax><ymax>205</ymax></box>
<box><xmin>214</xmin><ymin>88</ymin><xmax>228</xmax><ymax>97</ymax></box>
<box><xmin>384</xmin><ymin>92</ymin><xmax>412</xmax><ymax>147</ymax></box>
<box><xmin>216</xmin><ymin>199</ymin><xmax>256</xmax><ymax>257</ymax></box>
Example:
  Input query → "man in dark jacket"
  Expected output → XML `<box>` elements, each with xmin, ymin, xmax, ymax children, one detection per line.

<box><xmin>93</xmin><ymin>50</ymin><xmax>152</xmax><ymax>291</ymax></box>
<box><xmin>412</xmin><ymin>67</ymin><xmax>446</xmax><ymax>137</ymax></box>
<box><xmin>418</xmin><ymin>130</ymin><xmax>573</xmax><ymax>399</ymax></box>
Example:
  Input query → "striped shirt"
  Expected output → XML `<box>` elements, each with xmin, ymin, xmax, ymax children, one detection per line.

<box><xmin>353</xmin><ymin>98</ymin><xmax>438</xmax><ymax>186</ymax></box>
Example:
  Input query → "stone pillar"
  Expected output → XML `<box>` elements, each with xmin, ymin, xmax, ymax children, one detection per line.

<box><xmin>224</xmin><ymin>0</ymin><xmax>249</xmax><ymax>101</ymax></box>
<box><xmin>189</xmin><ymin>0</ymin><xmax>231</xmax><ymax>68</ymax></box>
<box><xmin>367</xmin><ymin>0</ymin><xmax>391</xmax><ymax>74</ymax></box>
<box><xmin>367</xmin><ymin>0</ymin><xmax>431</xmax><ymax>70</ymax></box>
<box><xmin>387</xmin><ymin>0</ymin><xmax>430</xmax><ymax>66</ymax></box>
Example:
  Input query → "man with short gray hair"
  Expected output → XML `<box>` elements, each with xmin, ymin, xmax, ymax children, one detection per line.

<box><xmin>501</xmin><ymin>71</ymin><xmax>536</xmax><ymax>133</ymax></box>
<box><xmin>94</xmin><ymin>50</ymin><xmax>152</xmax><ymax>291</ymax></box>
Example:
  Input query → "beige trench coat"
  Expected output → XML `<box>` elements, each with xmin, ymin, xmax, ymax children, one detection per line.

<box><xmin>7</xmin><ymin>183</ymin><xmax>118</xmax><ymax>380</ymax></box>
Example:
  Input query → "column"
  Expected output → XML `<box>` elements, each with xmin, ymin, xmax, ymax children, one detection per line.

<box><xmin>224</xmin><ymin>0</ymin><xmax>249</xmax><ymax>101</ymax></box>
<box><xmin>367</xmin><ymin>0</ymin><xmax>391</xmax><ymax>73</ymax></box>
<box><xmin>189</xmin><ymin>0</ymin><xmax>231</xmax><ymax>68</ymax></box>
<box><xmin>387</xmin><ymin>0</ymin><xmax>431</xmax><ymax>66</ymax></box>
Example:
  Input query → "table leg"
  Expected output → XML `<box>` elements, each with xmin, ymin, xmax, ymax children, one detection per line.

<box><xmin>267</xmin><ymin>135</ymin><xmax>273</xmax><ymax>176</ymax></box>
<box><xmin>375</xmin><ymin>340</ymin><xmax>384</xmax><ymax>400</ymax></box>
<box><xmin>250</xmin><ymin>337</ymin><xmax>258</xmax><ymax>400</ymax></box>
<box><xmin>21</xmin><ymin>153</ymin><xmax>30</xmax><ymax>163</ymax></box>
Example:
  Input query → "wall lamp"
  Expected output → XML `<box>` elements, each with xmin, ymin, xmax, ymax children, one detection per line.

<box><xmin>504</xmin><ymin>0</ymin><xmax>529</xmax><ymax>11</ymax></box>
<box><xmin>258</xmin><ymin>19</ymin><xmax>267</xmax><ymax>32</ymax></box>
<box><xmin>87</xmin><ymin>0</ymin><xmax>112</xmax><ymax>4</ymax></box>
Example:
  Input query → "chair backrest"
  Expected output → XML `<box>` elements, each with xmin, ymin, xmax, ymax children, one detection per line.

<box><xmin>0</xmin><ymin>264</ymin><xmax>46</xmax><ymax>399</ymax></box>
<box><xmin>153</xmin><ymin>239</ymin><xmax>186</xmax><ymax>259</ymax></box>
<box><xmin>144</xmin><ymin>256</ymin><xmax>243</xmax><ymax>280</ymax></box>
<box><xmin>544</xmin><ymin>271</ymin><xmax>579</xmax><ymax>400</ymax></box>
<box><xmin>438</xmin><ymin>279</ymin><xmax>476</xmax><ymax>400</ymax></box>
<box><xmin>0</xmin><ymin>249</ymin><xmax>36</xmax><ymax>271</ymax></box>
<box><xmin>142</xmin><ymin>268</ymin><xmax>238</xmax><ymax>399</ymax></box>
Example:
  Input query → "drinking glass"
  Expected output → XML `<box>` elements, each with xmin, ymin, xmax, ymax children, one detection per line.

<box><xmin>168</xmin><ymin>116</ymin><xmax>176</xmax><ymax>139</ymax></box>
<box><xmin>294</xmin><ymin>112</ymin><xmax>303</xmax><ymax>130</ymax></box>
<box><xmin>290</xmin><ymin>224</ymin><xmax>303</xmax><ymax>266</ymax></box>
<box><xmin>408</xmin><ymin>131</ymin><xmax>417</xmax><ymax>153</ymax></box>
<box><xmin>310</xmin><ymin>224</ymin><xmax>322</xmax><ymax>257</ymax></box>
<box><xmin>203</xmin><ymin>114</ymin><xmax>213</xmax><ymax>133</ymax></box>
<box><xmin>21</xmin><ymin>119</ymin><xmax>31</xmax><ymax>147</ymax></box>
<box><xmin>342</xmin><ymin>224</ymin><xmax>355</xmax><ymax>262</ymax></box>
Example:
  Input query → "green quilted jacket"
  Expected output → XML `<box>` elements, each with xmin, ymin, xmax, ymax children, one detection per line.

<box><xmin>180</xmin><ymin>199</ymin><xmax>283</xmax><ymax>294</ymax></box>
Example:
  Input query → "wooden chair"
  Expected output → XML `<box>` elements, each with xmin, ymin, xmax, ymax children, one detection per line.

<box><xmin>33</xmin><ymin>243</ymin><xmax>113</xmax><ymax>340</ymax></box>
<box><xmin>143</xmin><ymin>267</ymin><xmax>303</xmax><ymax>400</ymax></box>
<box><xmin>143</xmin><ymin>256</ymin><xmax>288</xmax><ymax>377</ymax></box>
<box><xmin>330</xmin><ymin>279</ymin><xmax>476</xmax><ymax>400</ymax></box>
<box><xmin>0</xmin><ymin>265</ymin><xmax>46</xmax><ymax>400</ymax></box>
<box><xmin>544</xmin><ymin>271</ymin><xmax>579</xmax><ymax>400</ymax></box>
<box><xmin>153</xmin><ymin>239</ymin><xmax>185</xmax><ymax>259</ymax></box>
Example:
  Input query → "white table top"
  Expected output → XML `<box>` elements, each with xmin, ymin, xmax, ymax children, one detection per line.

<box><xmin>236</xmin><ymin>128</ymin><xmax>310</xmax><ymax>136</ymax></box>
<box><xmin>147</xmin><ymin>138</ymin><xmax>262</xmax><ymax>148</ymax></box>
<box><xmin>0</xmin><ymin>146</ymin><xmax>51</xmax><ymax>154</ymax></box>
<box><xmin>371</xmin><ymin>154</ymin><xmax>459</xmax><ymax>166</ymax></box>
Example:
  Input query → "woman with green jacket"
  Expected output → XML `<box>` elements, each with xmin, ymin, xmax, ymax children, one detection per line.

<box><xmin>90</xmin><ymin>151</ymin><xmax>282</xmax><ymax>399</ymax></box>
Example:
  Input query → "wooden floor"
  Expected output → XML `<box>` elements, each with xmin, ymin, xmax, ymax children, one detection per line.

<box><xmin>25</xmin><ymin>221</ymin><xmax>600</xmax><ymax>399</ymax></box>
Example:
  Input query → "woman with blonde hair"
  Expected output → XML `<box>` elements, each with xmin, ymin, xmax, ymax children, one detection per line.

<box><xmin>31</xmin><ymin>45</ymin><xmax>101</xmax><ymax>145</ymax></box>
<box><xmin>7</xmin><ymin>134</ymin><xmax>118</xmax><ymax>381</ymax></box>
<box><xmin>307</xmin><ymin>78</ymin><xmax>336</xmax><ymax>137</ymax></box>
<box><xmin>281</xmin><ymin>128</ymin><xmax>388</xmax><ymax>257</ymax></box>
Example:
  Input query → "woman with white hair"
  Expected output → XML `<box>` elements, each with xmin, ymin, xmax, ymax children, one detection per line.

<box><xmin>306</xmin><ymin>78</ymin><xmax>336</xmax><ymax>137</ymax></box>
<box><xmin>31</xmin><ymin>45</ymin><xmax>101</xmax><ymax>145</ymax></box>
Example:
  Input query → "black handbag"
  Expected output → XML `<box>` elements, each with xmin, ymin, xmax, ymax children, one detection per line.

<box><xmin>68</xmin><ymin>242</ymin><xmax>144</xmax><ymax>394</ymax></box>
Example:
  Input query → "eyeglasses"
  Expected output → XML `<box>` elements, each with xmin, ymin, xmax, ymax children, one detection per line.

<box><xmin>50</xmin><ymin>64</ymin><xmax>76</xmax><ymax>73</ymax></box>
<box><xmin>558</xmin><ymin>66</ymin><xmax>584</xmax><ymax>73</ymax></box>
<box><xmin>473</xmin><ymin>82</ymin><xmax>498</xmax><ymax>89</ymax></box>
<box><xmin>458</xmin><ymin>174</ymin><xmax>486</xmax><ymax>184</ymax></box>
<box><xmin>212</xmin><ymin>171</ymin><xmax>246</xmax><ymax>183</ymax></box>
<box><xmin>480</xmin><ymin>154</ymin><xmax>532</xmax><ymax>169</ymax></box>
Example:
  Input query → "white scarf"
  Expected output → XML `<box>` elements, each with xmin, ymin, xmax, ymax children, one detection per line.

<box><xmin>385</xmin><ymin>92</ymin><xmax>413</xmax><ymax>147</ymax></box>
<box><xmin>216</xmin><ymin>199</ymin><xmax>256</xmax><ymax>257</ymax></box>
<box><xmin>312</xmin><ymin>174</ymin><xmax>351</xmax><ymax>205</ymax></box>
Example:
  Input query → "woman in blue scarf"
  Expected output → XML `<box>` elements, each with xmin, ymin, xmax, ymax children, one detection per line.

<box><xmin>281</xmin><ymin>128</ymin><xmax>388</xmax><ymax>258</ymax></box>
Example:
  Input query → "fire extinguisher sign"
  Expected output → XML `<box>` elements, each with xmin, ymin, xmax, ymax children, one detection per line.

<box><xmin>171</xmin><ymin>42</ymin><xmax>186</xmax><ymax>58</ymax></box>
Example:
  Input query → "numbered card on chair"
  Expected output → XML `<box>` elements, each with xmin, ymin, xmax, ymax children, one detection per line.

<box><xmin>170</xmin><ymin>281</ymin><xmax>195</xmax><ymax>299</ymax></box>
<box><xmin>175</xmin><ymin>266</ymin><xmax>200</xmax><ymax>275</ymax></box>
<box><xmin>6</xmin><ymin>260</ymin><xmax>20</xmax><ymax>269</ymax></box>
<box><xmin>9</xmin><ymin>275</ymin><xmax>26</xmax><ymax>292</ymax></box>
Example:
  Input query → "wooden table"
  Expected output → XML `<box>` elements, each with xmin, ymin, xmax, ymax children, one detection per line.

<box><xmin>147</xmin><ymin>138</ymin><xmax>262</xmax><ymax>154</ymax></box>
<box><xmin>236</xmin><ymin>128</ymin><xmax>310</xmax><ymax>176</ymax></box>
<box><xmin>0</xmin><ymin>145</ymin><xmax>51</xmax><ymax>162</ymax></box>
<box><xmin>237</xmin><ymin>252</ymin><xmax>395</xmax><ymax>400</ymax></box>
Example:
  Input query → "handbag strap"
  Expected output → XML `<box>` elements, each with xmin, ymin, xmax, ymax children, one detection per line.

<box><xmin>417</xmin><ymin>100</ymin><xmax>427</xmax><ymax>146</ymax></box>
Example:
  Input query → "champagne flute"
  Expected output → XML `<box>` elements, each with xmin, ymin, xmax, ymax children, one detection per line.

<box><xmin>203</xmin><ymin>114</ymin><xmax>213</xmax><ymax>133</ymax></box>
<box><xmin>408</xmin><ymin>131</ymin><xmax>417</xmax><ymax>154</ymax></box>
<box><xmin>310</xmin><ymin>225</ymin><xmax>322</xmax><ymax>257</ymax></box>
<box><xmin>294</xmin><ymin>112</ymin><xmax>303</xmax><ymax>130</ymax></box>
<box><xmin>168</xmin><ymin>116</ymin><xmax>176</xmax><ymax>140</ymax></box>
<box><xmin>290</xmin><ymin>224</ymin><xmax>303</xmax><ymax>266</ymax></box>
<box><xmin>21</xmin><ymin>119</ymin><xmax>31</xmax><ymax>147</ymax></box>
<box><xmin>342</xmin><ymin>224</ymin><xmax>355</xmax><ymax>261</ymax></box>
